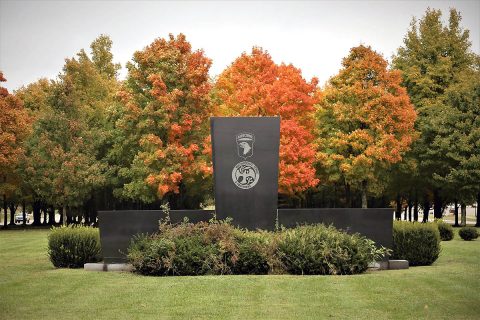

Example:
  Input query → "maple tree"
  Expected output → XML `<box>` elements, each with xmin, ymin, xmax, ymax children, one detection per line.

<box><xmin>111</xmin><ymin>33</ymin><xmax>212</xmax><ymax>208</ymax></box>
<box><xmin>213</xmin><ymin>47</ymin><xmax>319</xmax><ymax>200</ymax></box>
<box><xmin>393</xmin><ymin>8</ymin><xmax>479</xmax><ymax>219</ymax></box>
<box><xmin>0</xmin><ymin>72</ymin><xmax>30</xmax><ymax>226</ymax></box>
<box><xmin>316</xmin><ymin>45</ymin><xmax>417</xmax><ymax>208</ymax></box>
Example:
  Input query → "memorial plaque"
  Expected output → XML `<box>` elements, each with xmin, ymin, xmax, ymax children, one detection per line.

<box><xmin>211</xmin><ymin>117</ymin><xmax>280</xmax><ymax>230</ymax></box>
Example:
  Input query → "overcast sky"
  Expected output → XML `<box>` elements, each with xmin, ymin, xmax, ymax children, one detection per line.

<box><xmin>0</xmin><ymin>0</ymin><xmax>479</xmax><ymax>91</ymax></box>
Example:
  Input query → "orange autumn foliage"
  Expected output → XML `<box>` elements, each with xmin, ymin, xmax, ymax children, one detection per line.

<box><xmin>0</xmin><ymin>72</ymin><xmax>30</xmax><ymax>174</ymax></box>
<box><xmin>316</xmin><ymin>45</ymin><xmax>417</xmax><ymax>194</ymax></box>
<box><xmin>116</xmin><ymin>34</ymin><xmax>212</xmax><ymax>202</ymax></box>
<box><xmin>213</xmin><ymin>48</ymin><xmax>319</xmax><ymax>195</ymax></box>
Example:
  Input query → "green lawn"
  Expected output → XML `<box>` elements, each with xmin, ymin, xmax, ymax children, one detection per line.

<box><xmin>0</xmin><ymin>229</ymin><xmax>479</xmax><ymax>320</ymax></box>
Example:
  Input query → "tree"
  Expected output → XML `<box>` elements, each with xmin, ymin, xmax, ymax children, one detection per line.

<box><xmin>435</xmin><ymin>64</ymin><xmax>480</xmax><ymax>225</ymax></box>
<box><xmin>393</xmin><ymin>8</ymin><xmax>478</xmax><ymax>219</ymax></box>
<box><xmin>0</xmin><ymin>72</ymin><xmax>30</xmax><ymax>227</ymax></box>
<box><xmin>213</xmin><ymin>47</ymin><xmax>319</xmax><ymax>202</ymax></box>
<box><xmin>316</xmin><ymin>45</ymin><xmax>417</xmax><ymax>208</ymax></box>
<box><xmin>17</xmin><ymin>35</ymin><xmax>118</xmax><ymax>224</ymax></box>
<box><xmin>111</xmin><ymin>33</ymin><xmax>212</xmax><ymax>208</ymax></box>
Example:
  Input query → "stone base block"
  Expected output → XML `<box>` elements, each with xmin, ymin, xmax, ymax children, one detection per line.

<box><xmin>388</xmin><ymin>260</ymin><xmax>409</xmax><ymax>270</ymax></box>
<box><xmin>84</xmin><ymin>263</ymin><xmax>133</xmax><ymax>272</ymax></box>
<box><xmin>368</xmin><ymin>261</ymin><xmax>389</xmax><ymax>270</ymax></box>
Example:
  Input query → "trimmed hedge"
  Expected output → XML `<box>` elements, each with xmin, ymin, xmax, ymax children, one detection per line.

<box><xmin>392</xmin><ymin>221</ymin><xmax>441</xmax><ymax>266</ymax></box>
<box><xmin>48</xmin><ymin>226</ymin><xmax>101</xmax><ymax>268</ymax></box>
<box><xmin>459</xmin><ymin>227</ymin><xmax>479</xmax><ymax>241</ymax></box>
<box><xmin>435</xmin><ymin>220</ymin><xmax>454</xmax><ymax>241</ymax></box>
<box><xmin>127</xmin><ymin>221</ymin><xmax>388</xmax><ymax>276</ymax></box>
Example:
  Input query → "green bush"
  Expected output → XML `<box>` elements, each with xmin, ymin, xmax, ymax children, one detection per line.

<box><xmin>127</xmin><ymin>234</ymin><xmax>174</xmax><ymax>276</ymax></box>
<box><xmin>48</xmin><ymin>226</ymin><xmax>101</xmax><ymax>268</ymax></box>
<box><xmin>458</xmin><ymin>227</ymin><xmax>479</xmax><ymax>241</ymax></box>
<box><xmin>128</xmin><ymin>221</ymin><xmax>389</xmax><ymax>276</ymax></box>
<box><xmin>277</xmin><ymin>224</ymin><xmax>388</xmax><ymax>275</ymax></box>
<box><xmin>129</xmin><ymin>221</ymin><xmax>239</xmax><ymax>276</ymax></box>
<box><xmin>435</xmin><ymin>220</ymin><xmax>454</xmax><ymax>241</ymax></box>
<box><xmin>232</xmin><ymin>231</ymin><xmax>270</xmax><ymax>275</ymax></box>
<box><xmin>392</xmin><ymin>221</ymin><xmax>441</xmax><ymax>266</ymax></box>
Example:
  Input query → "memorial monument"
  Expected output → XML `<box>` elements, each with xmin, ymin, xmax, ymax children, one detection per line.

<box><xmin>97</xmin><ymin>116</ymin><xmax>393</xmax><ymax>264</ymax></box>
<box><xmin>210</xmin><ymin>116</ymin><xmax>280</xmax><ymax>230</ymax></box>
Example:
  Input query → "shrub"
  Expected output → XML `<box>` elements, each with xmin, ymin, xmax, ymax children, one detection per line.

<box><xmin>127</xmin><ymin>234</ymin><xmax>174</xmax><ymax>276</ymax></box>
<box><xmin>128</xmin><ymin>221</ymin><xmax>389</xmax><ymax>276</ymax></box>
<box><xmin>232</xmin><ymin>231</ymin><xmax>270</xmax><ymax>275</ymax></box>
<box><xmin>128</xmin><ymin>220</ymin><xmax>239</xmax><ymax>276</ymax></box>
<box><xmin>277</xmin><ymin>224</ymin><xmax>388</xmax><ymax>275</ymax></box>
<box><xmin>48</xmin><ymin>226</ymin><xmax>101</xmax><ymax>268</ymax></box>
<box><xmin>435</xmin><ymin>220</ymin><xmax>454</xmax><ymax>241</ymax></box>
<box><xmin>458</xmin><ymin>227</ymin><xmax>479</xmax><ymax>241</ymax></box>
<box><xmin>392</xmin><ymin>221</ymin><xmax>441</xmax><ymax>266</ymax></box>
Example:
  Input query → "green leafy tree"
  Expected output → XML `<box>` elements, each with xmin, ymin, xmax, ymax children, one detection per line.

<box><xmin>393</xmin><ymin>8</ymin><xmax>479</xmax><ymax>219</ymax></box>
<box><xmin>17</xmin><ymin>35</ymin><xmax>119</xmax><ymax>224</ymax></box>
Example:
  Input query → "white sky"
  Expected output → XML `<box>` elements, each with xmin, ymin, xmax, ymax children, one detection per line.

<box><xmin>0</xmin><ymin>0</ymin><xmax>479</xmax><ymax>91</ymax></box>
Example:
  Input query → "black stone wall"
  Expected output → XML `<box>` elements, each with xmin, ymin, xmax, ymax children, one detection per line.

<box><xmin>98</xmin><ymin>208</ymin><xmax>392</xmax><ymax>263</ymax></box>
<box><xmin>277</xmin><ymin>208</ymin><xmax>393</xmax><ymax>250</ymax></box>
<box><xmin>98</xmin><ymin>210</ymin><xmax>214</xmax><ymax>263</ymax></box>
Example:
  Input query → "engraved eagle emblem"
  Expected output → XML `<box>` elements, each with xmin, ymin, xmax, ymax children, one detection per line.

<box><xmin>236</xmin><ymin>132</ymin><xmax>255</xmax><ymax>159</ymax></box>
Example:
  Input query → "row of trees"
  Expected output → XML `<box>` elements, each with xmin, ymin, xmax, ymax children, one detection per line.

<box><xmin>1</xmin><ymin>8</ymin><xmax>479</xmax><ymax>226</ymax></box>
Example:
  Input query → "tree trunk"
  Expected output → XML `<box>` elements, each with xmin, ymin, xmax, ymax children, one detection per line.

<box><xmin>8</xmin><ymin>203</ymin><xmax>16</xmax><ymax>225</ymax></box>
<box><xmin>22</xmin><ymin>201</ymin><xmax>26</xmax><ymax>226</ymax></box>
<box><xmin>408</xmin><ymin>200</ymin><xmax>413</xmax><ymax>222</ymax></box>
<box><xmin>433</xmin><ymin>189</ymin><xmax>443</xmax><ymax>219</ymax></box>
<box><xmin>344</xmin><ymin>183</ymin><xmax>352</xmax><ymax>208</ymax></box>
<box><xmin>59</xmin><ymin>207</ymin><xmax>64</xmax><ymax>225</ymax></box>
<box><xmin>3</xmin><ymin>193</ymin><xmax>7</xmax><ymax>227</ymax></box>
<box><xmin>476</xmin><ymin>192</ymin><xmax>480</xmax><ymax>227</ymax></box>
<box><xmin>48</xmin><ymin>206</ymin><xmax>55</xmax><ymax>225</ymax></box>
<box><xmin>395</xmin><ymin>194</ymin><xmax>402</xmax><ymax>220</ymax></box>
<box><xmin>413</xmin><ymin>197</ymin><xmax>419</xmax><ymax>222</ymax></box>
<box><xmin>84</xmin><ymin>207</ymin><xmax>90</xmax><ymax>225</ymax></box>
<box><xmin>32</xmin><ymin>201</ymin><xmax>42</xmax><ymax>226</ymax></box>
<box><xmin>361</xmin><ymin>180</ymin><xmax>368</xmax><ymax>208</ymax></box>
<box><xmin>2</xmin><ymin>176</ymin><xmax>6</xmax><ymax>227</ymax></box>
<box><xmin>403</xmin><ymin>206</ymin><xmax>407</xmax><ymax>220</ymax></box>
<box><xmin>422</xmin><ymin>199</ymin><xmax>430</xmax><ymax>223</ymax></box>
<box><xmin>454</xmin><ymin>199</ymin><xmax>459</xmax><ymax>227</ymax></box>
<box><xmin>460</xmin><ymin>203</ymin><xmax>467</xmax><ymax>226</ymax></box>
<box><xmin>64</xmin><ymin>206</ymin><xmax>70</xmax><ymax>225</ymax></box>
<box><xmin>42</xmin><ymin>207</ymin><xmax>48</xmax><ymax>225</ymax></box>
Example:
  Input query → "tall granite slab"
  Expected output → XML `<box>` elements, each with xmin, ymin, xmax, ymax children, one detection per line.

<box><xmin>211</xmin><ymin>117</ymin><xmax>280</xmax><ymax>230</ymax></box>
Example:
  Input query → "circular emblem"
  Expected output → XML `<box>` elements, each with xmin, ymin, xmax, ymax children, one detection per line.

<box><xmin>232</xmin><ymin>161</ymin><xmax>260</xmax><ymax>189</ymax></box>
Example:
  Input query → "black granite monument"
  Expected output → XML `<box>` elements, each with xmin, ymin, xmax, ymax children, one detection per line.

<box><xmin>210</xmin><ymin>117</ymin><xmax>280</xmax><ymax>230</ymax></box>
<box><xmin>97</xmin><ymin>116</ymin><xmax>394</xmax><ymax>264</ymax></box>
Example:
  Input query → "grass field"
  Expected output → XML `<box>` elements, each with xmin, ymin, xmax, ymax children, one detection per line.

<box><xmin>0</xmin><ymin>229</ymin><xmax>479</xmax><ymax>320</ymax></box>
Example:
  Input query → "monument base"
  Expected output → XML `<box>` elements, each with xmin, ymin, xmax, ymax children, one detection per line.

<box><xmin>368</xmin><ymin>260</ymin><xmax>409</xmax><ymax>270</ymax></box>
<box><xmin>388</xmin><ymin>260</ymin><xmax>409</xmax><ymax>270</ymax></box>
<box><xmin>84</xmin><ymin>263</ymin><xmax>133</xmax><ymax>272</ymax></box>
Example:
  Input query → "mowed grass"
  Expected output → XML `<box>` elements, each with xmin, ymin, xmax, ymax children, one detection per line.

<box><xmin>0</xmin><ymin>229</ymin><xmax>479</xmax><ymax>320</ymax></box>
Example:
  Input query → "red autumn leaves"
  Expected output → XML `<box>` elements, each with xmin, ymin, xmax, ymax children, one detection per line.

<box><xmin>213</xmin><ymin>47</ymin><xmax>319</xmax><ymax>195</ymax></box>
<box><xmin>114</xmin><ymin>36</ymin><xmax>416</xmax><ymax>201</ymax></box>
